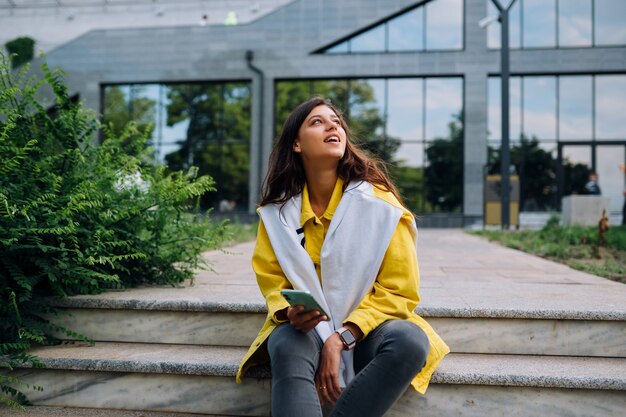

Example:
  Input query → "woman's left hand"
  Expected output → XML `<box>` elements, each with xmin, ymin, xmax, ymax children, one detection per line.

<box><xmin>315</xmin><ymin>333</ymin><xmax>344</xmax><ymax>406</ymax></box>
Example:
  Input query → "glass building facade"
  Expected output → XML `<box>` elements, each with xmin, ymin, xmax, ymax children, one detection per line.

<box><xmin>275</xmin><ymin>77</ymin><xmax>464</xmax><ymax>213</ymax></box>
<box><xmin>103</xmin><ymin>82</ymin><xmax>251</xmax><ymax>211</ymax></box>
<box><xmin>90</xmin><ymin>0</ymin><xmax>626</xmax><ymax>224</ymax></box>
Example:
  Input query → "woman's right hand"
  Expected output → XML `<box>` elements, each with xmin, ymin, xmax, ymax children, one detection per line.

<box><xmin>286</xmin><ymin>305</ymin><xmax>328</xmax><ymax>333</ymax></box>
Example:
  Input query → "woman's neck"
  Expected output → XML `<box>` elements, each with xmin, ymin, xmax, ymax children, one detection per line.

<box><xmin>305</xmin><ymin>167</ymin><xmax>338</xmax><ymax>218</ymax></box>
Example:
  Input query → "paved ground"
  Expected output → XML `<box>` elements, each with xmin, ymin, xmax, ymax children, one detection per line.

<box><xmin>58</xmin><ymin>229</ymin><xmax>626</xmax><ymax>320</ymax></box>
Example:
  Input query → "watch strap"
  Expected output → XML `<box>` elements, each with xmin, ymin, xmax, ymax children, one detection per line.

<box><xmin>336</xmin><ymin>326</ymin><xmax>357</xmax><ymax>350</ymax></box>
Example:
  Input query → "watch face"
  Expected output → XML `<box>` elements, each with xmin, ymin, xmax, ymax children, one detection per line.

<box><xmin>341</xmin><ymin>329</ymin><xmax>356</xmax><ymax>346</ymax></box>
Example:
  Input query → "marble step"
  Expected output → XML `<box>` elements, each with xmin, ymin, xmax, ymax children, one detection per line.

<box><xmin>11</xmin><ymin>342</ymin><xmax>626</xmax><ymax>417</ymax></box>
<box><xmin>48</xmin><ymin>301</ymin><xmax>626</xmax><ymax>358</ymax></box>
<box><xmin>0</xmin><ymin>406</ymin><xmax>232</xmax><ymax>417</ymax></box>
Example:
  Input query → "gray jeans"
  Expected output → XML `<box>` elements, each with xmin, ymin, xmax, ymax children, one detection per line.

<box><xmin>267</xmin><ymin>319</ymin><xmax>430</xmax><ymax>417</ymax></box>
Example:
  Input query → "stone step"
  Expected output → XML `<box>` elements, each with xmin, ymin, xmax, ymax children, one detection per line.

<box><xmin>11</xmin><ymin>342</ymin><xmax>626</xmax><ymax>417</ymax></box>
<box><xmin>48</xmin><ymin>299</ymin><xmax>626</xmax><ymax>358</ymax></box>
<box><xmin>0</xmin><ymin>406</ymin><xmax>231</xmax><ymax>417</ymax></box>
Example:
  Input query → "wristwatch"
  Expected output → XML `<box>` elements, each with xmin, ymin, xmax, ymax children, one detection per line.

<box><xmin>335</xmin><ymin>326</ymin><xmax>357</xmax><ymax>350</ymax></box>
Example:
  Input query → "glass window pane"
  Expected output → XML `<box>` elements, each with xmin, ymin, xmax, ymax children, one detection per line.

<box><xmin>350</xmin><ymin>25</ymin><xmax>385</xmax><ymax>52</ymax></box>
<box><xmin>510</xmin><ymin>77</ymin><xmax>522</xmax><ymax>141</ymax></box>
<box><xmin>274</xmin><ymin>81</ymin><xmax>313</xmax><ymax>134</ymax></box>
<box><xmin>595</xmin><ymin>75</ymin><xmax>626</xmax><ymax>139</ymax></box>
<box><xmin>559</xmin><ymin>76</ymin><xmax>592</xmax><ymax>140</ymax></box>
<box><xmin>326</xmin><ymin>41</ymin><xmax>349</xmax><ymax>54</ymax></box>
<box><xmin>523</xmin><ymin>76</ymin><xmax>557</xmax><ymax>140</ymax></box>
<box><xmin>387</xmin><ymin>79</ymin><xmax>424</xmax><ymax>141</ymax></box>
<box><xmin>311</xmin><ymin>80</ymin><xmax>349</xmax><ymax>114</ymax></box>
<box><xmin>103</xmin><ymin>85</ymin><xmax>131</xmax><ymax>134</ymax></box>
<box><xmin>558</xmin><ymin>0</ymin><xmax>592</xmax><ymax>47</ymax></box>
<box><xmin>488</xmin><ymin>77</ymin><xmax>501</xmax><ymax>140</ymax></box>
<box><xmin>425</xmin><ymin>135</ymin><xmax>464</xmax><ymax>213</ymax></box>
<box><xmin>426</xmin><ymin>0</ymin><xmax>463</xmax><ymax>50</ymax></box>
<box><xmin>487</xmin><ymin>0</ymin><xmax>521</xmax><ymax>48</ymax></box>
<box><xmin>523</xmin><ymin>0</ymin><xmax>556</xmax><ymax>48</ymax></box>
<box><xmin>596</xmin><ymin>145</ymin><xmax>626</xmax><ymax>212</ymax></box>
<box><xmin>487</xmin><ymin>1</ymin><xmax>500</xmax><ymax>49</ymax></box>
<box><xmin>348</xmin><ymin>79</ymin><xmax>386</xmax><ymax>140</ymax></box>
<box><xmin>390</xmin><ymin>142</ymin><xmax>427</xmax><ymax>212</ymax></box>
<box><xmin>594</xmin><ymin>0</ymin><xmax>626</xmax><ymax>46</ymax></box>
<box><xmin>562</xmin><ymin>145</ymin><xmax>592</xmax><ymax>196</ymax></box>
<box><xmin>425</xmin><ymin>78</ymin><xmax>463</xmax><ymax>140</ymax></box>
<box><xmin>161</xmin><ymin>82</ymin><xmax>252</xmax><ymax>210</ymax></box>
<box><xmin>388</xmin><ymin>7</ymin><xmax>424</xmax><ymax>51</ymax></box>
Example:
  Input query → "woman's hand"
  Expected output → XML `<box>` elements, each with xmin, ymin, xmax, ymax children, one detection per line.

<box><xmin>316</xmin><ymin>333</ymin><xmax>344</xmax><ymax>406</ymax></box>
<box><xmin>286</xmin><ymin>305</ymin><xmax>327</xmax><ymax>333</ymax></box>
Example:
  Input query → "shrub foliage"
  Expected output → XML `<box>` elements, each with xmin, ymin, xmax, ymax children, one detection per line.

<box><xmin>0</xmin><ymin>54</ymin><xmax>225</xmax><ymax>408</ymax></box>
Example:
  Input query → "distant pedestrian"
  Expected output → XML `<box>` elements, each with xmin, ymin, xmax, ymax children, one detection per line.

<box><xmin>585</xmin><ymin>171</ymin><xmax>601</xmax><ymax>195</ymax></box>
<box><xmin>236</xmin><ymin>97</ymin><xmax>449</xmax><ymax>416</ymax></box>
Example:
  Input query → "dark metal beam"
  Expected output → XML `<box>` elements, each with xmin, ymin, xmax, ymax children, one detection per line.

<box><xmin>489</xmin><ymin>0</ymin><xmax>518</xmax><ymax>229</ymax></box>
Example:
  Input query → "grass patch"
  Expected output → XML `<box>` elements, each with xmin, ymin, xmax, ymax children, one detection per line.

<box><xmin>222</xmin><ymin>220</ymin><xmax>259</xmax><ymax>246</ymax></box>
<box><xmin>471</xmin><ymin>223</ymin><xmax>626</xmax><ymax>284</ymax></box>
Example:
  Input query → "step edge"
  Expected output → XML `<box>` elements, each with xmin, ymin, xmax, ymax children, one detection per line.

<box><xmin>47</xmin><ymin>298</ymin><xmax>626</xmax><ymax>321</ymax></box>
<box><xmin>15</xmin><ymin>348</ymin><xmax>626</xmax><ymax>391</ymax></box>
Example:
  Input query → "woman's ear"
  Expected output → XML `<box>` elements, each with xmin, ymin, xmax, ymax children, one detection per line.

<box><xmin>292</xmin><ymin>139</ymin><xmax>301</xmax><ymax>153</ymax></box>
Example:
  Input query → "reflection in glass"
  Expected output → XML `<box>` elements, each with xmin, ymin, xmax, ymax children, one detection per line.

<box><xmin>349</xmin><ymin>79</ymin><xmax>386</xmax><ymax>139</ymax></box>
<box><xmin>103</xmin><ymin>82</ymin><xmax>252</xmax><ymax>211</ymax></box>
<box><xmin>523</xmin><ymin>76</ymin><xmax>557</xmax><ymax>140</ymax></box>
<box><xmin>388</xmin><ymin>7</ymin><xmax>424</xmax><ymax>51</ymax></box>
<box><xmin>326</xmin><ymin>41</ymin><xmax>349</xmax><ymax>54</ymax></box>
<box><xmin>523</xmin><ymin>0</ymin><xmax>556</xmax><ymax>48</ymax></box>
<box><xmin>596</xmin><ymin>145</ymin><xmax>626</xmax><ymax>212</ymax></box>
<box><xmin>594</xmin><ymin>0</ymin><xmax>626</xmax><ymax>46</ymax></box>
<box><xmin>275</xmin><ymin>77</ymin><xmax>463</xmax><ymax>213</ymax></box>
<box><xmin>559</xmin><ymin>76</ymin><xmax>592</xmax><ymax>140</ymax></box>
<box><xmin>313</xmin><ymin>80</ymin><xmax>349</xmax><ymax>113</ymax></box>
<box><xmin>487</xmin><ymin>0</ymin><xmax>521</xmax><ymax>48</ymax></box>
<box><xmin>275</xmin><ymin>81</ymin><xmax>313</xmax><ymax>133</ymax></box>
<box><xmin>387</xmin><ymin>79</ymin><xmax>424</xmax><ymax>141</ymax></box>
<box><xmin>488</xmin><ymin>77</ymin><xmax>501</xmax><ymax>140</ymax></box>
<box><xmin>558</xmin><ymin>0</ymin><xmax>592</xmax><ymax>47</ymax></box>
<box><xmin>595</xmin><ymin>75</ymin><xmax>626</xmax><ymax>139</ymax></box>
<box><xmin>425</xmin><ymin>78</ymin><xmax>463</xmax><ymax>140</ymax></box>
<box><xmin>488</xmin><ymin>77</ymin><xmax>522</xmax><ymax>141</ymax></box>
<box><xmin>394</xmin><ymin>141</ymin><xmax>424</xmax><ymax>168</ymax></box>
<box><xmin>425</xmin><ymin>0</ymin><xmax>463</xmax><ymax>50</ymax></box>
<box><xmin>562</xmin><ymin>145</ymin><xmax>592</xmax><ymax>196</ymax></box>
<box><xmin>163</xmin><ymin>83</ymin><xmax>251</xmax><ymax>210</ymax></box>
<box><xmin>391</xmin><ymin>142</ymin><xmax>427</xmax><ymax>212</ymax></box>
<box><xmin>350</xmin><ymin>25</ymin><xmax>386</xmax><ymax>52</ymax></box>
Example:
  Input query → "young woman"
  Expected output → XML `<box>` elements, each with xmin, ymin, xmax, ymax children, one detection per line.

<box><xmin>236</xmin><ymin>97</ymin><xmax>449</xmax><ymax>416</ymax></box>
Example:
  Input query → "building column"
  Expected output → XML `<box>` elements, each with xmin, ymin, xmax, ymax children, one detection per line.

<box><xmin>464</xmin><ymin>71</ymin><xmax>489</xmax><ymax>223</ymax></box>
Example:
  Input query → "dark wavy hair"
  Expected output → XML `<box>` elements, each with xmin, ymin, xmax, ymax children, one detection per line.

<box><xmin>260</xmin><ymin>96</ymin><xmax>403</xmax><ymax>207</ymax></box>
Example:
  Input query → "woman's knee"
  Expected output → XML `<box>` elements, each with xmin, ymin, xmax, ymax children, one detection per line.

<box><xmin>268</xmin><ymin>324</ymin><xmax>321</xmax><ymax>363</ymax></box>
<box><xmin>380</xmin><ymin>320</ymin><xmax>430</xmax><ymax>368</ymax></box>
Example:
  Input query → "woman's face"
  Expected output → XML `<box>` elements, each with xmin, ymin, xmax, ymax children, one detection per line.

<box><xmin>293</xmin><ymin>105</ymin><xmax>347</xmax><ymax>165</ymax></box>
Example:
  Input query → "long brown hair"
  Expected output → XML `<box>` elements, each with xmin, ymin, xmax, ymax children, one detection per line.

<box><xmin>260</xmin><ymin>96</ymin><xmax>403</xmax><ymax>207</ymax></box>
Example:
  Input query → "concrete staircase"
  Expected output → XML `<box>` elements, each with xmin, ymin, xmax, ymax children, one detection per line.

<box><xmin>7</xmin><ymin>230</ymin><xmax>626</xmax><ymax>416</ymax></box>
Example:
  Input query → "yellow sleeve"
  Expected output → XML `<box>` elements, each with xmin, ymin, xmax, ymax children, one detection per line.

<box><xmin>343</xmin><ymin>215</ymin><xmax>420</xmax><ymax>338</ymax></box>
<box><xmin>252</xmin><ymin>219</ymin><xmax>292</xmax><ymax>323</ymax></box>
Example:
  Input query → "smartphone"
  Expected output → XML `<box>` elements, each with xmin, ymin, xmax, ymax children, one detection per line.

<box><xmin>280</xmin><ymin>289</ymin><xmax>328</xmax><ymax>317</ymax></box>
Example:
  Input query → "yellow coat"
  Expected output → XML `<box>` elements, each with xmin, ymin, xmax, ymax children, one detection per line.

<box><xmin>236</xmin><ymin>179</ymin><xmax>449</xmax><ymax>394</ymax></box>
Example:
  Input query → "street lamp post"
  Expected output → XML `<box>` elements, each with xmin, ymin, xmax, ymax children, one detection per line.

<box><xmin>483</xmin><ymin>0</ymin><xmax>517</xmax><ymax>229</ymax></box>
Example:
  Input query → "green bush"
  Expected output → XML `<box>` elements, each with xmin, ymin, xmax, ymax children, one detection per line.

<box><xmin>0</xmin><ymin>54</ymin><xmax>226</xmax><ymax>408</ymax></box>
<box><xmin>4</xmin><ymin>37</ymin><xmax>35</xmax><ymax>69</ymax></box>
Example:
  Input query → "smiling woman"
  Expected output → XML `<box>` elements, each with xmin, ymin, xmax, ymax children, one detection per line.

<box><xmin>236</xmin><ymin>97</ymin><xmax>449</xmax><ymax>417</ymax></box>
